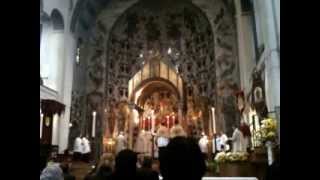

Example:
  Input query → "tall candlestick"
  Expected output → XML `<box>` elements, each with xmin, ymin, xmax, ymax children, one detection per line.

<box><xmin>92</xmin><ymin>111</ymin><xmax>96</xmax><ymax>138</ymax></box>
<box><xmin>40</xmin><ymin>113</ymin><xmax>44</xmax><ymax>139</ymax></box>
<box><xmin>211</xmin><ymin>107</ymin><xmax>216</xmax><ymax>134</ymax></box>
<box><xmin>166</xmin><ymin>116</ymin><xmax>169</xmax><ymax>129</ymax></box>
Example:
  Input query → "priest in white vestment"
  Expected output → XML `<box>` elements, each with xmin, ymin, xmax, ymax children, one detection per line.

<box><xmin>156</xmin><ymin>122</ymin><xmax>170</xmax><ymax>159</ymax></box>
<box><xmin>82</xmin><ymin>136</ymin><xmax>91</xmax><ymax>162</ymax></box>
<box><xmin>73</xmin><ymin>136</ymin><xmax>83</xmax><ymax>161</ymax></box>
<box><xmin>135</xmin><ymin>130</ymin><xmax>146</xmax><ymax>154</ymax></box>
<box><xmin>199</xmin><ymin>132</ymin><xmax>209</xmax><ymax>159</ymax></box>
<box><xmin>216</xmin><ymin>132</ymin><xmax>229</xmax><ymax>152</ymax></box>
<box><xmin>229</xmin><ymin>126</ymin><xmax>245</xmax><ymax>152</ymax></box>
<box><xmin>115</xmin><ymin>131</ymin><xmax>127</xmax><ymax>155</ymax></box>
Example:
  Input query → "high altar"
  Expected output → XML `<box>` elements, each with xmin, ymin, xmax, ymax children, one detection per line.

<box><xmin>103</xmin><ymin>52</ymin><xmax>216</xmax><ymax>155</ymax></box>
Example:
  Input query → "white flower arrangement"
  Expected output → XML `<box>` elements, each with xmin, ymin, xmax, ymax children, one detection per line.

<box><xmin>255</xmin><ymin>118</ymin><xmax>277</xmax><ymax>144</ymax></box>
<box><xmin>215</xmin><ymin>152</ymin><xmax>249</xmax><ymax>163</ymax></box>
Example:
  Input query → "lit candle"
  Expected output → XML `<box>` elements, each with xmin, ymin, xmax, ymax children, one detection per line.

<box><xmin>92</xmin><ymin>111</ymin><xmax>96</xmax><ymax>138</ymax></box>
<box><xmin>166</xmin><ymin>115</ymin><xmax>169</xmax><ymax>129</ymax></box>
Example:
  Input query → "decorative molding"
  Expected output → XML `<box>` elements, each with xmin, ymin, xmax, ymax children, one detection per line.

<box><xmin>40</xmin><ymin>85</ymin><xmax>59</xmax><ymax>101</ymax></box>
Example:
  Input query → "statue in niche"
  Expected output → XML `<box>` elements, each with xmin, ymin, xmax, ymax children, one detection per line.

<box><xmin>117</xmin><ymin>102</ymin><xmax>130</xmax><ymax>133</ymax></box>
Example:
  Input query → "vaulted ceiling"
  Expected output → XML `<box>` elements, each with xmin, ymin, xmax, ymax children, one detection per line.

<box><xmin>70</xmin><ymin>0</ymin><xmax>235</xmax><ymax>38</ymax></box>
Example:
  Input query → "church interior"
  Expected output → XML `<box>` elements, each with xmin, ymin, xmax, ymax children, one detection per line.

<box><xmin>40</xmin><ymin>0</ymin><xmax>280</xmax><ymax>179</ymax></box>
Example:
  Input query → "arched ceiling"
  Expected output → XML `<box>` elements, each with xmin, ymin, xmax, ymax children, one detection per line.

<box><xmin>70</xmin><ymin>0</ymin><xmax>235</xmax><ymax>38</ymax></box>
<box><xmin>71</xmin><ymin>0</ymin><xmax>135</xmax><ymax>36</ymax></box>
<box><xmin>105</xmin><ymin>0</ymin><xmax>215</xmax><ymax>90</ymax></box>
<box><xmin>137</xmin><ymin>80</ymin><xmax>179</xmax><ymax>106</ymax></box>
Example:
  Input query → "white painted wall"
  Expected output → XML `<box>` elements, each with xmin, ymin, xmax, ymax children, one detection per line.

<box><xmin>235</xmin><ymin>0</ymin><xmax>256</xmax><ymax>96</ymax></box>
<box><xmin>41</xmin><ymin>0</ymin><xmax>77</xmax><ymax>153</ymax></box>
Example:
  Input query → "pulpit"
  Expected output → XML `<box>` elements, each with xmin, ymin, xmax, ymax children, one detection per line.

<box><xmin>40</xmin><ymin>99</ymin><xmax>65</xmax><ymax>146</ymax></box>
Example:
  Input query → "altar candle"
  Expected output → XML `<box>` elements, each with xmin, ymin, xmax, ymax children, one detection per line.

<box><xmin>148</xmin><ymin>117</ymin><xmax>151</xmax><ymax>131</ymax></box>
<box><xmin>211</xmin><ymin>107</ymin><xmax>216</xmax><ymax>134</ymax></box>
<box><xmin>143</xmin><ymin>118</ymin><xmax>145</xmax><ymax>130</ymax></box>
<box><xmin>166</xmin><ymin>116</ymin><xmax>169</xmax><ymax>128</ymax></box>
<box><xmin>92</xmin><ymin>111</ymin><xmax>96</xmax><ymax>138</ymax></box>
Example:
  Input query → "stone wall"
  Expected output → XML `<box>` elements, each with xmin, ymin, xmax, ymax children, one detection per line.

<box><xmin>70</xmin><ymin>0</ymin><xmax>241</xmax><ymax>156</ymax></box>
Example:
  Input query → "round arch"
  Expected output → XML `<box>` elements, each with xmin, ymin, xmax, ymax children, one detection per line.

<box><xmin>131</xmin><ymin>77</ymin><xmax>182</xmax><ymax>105</ymax></box>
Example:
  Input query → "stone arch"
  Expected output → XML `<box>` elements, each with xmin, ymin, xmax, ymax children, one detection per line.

<box><xmin>51</xmin><ymin>9</ymin><xmax>64</xmax><ymax>30</ymax></box>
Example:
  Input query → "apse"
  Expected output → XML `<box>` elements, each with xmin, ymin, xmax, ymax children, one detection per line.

<box><xmin>101</xmin><ymin>0</ymin><xmax>216</xmax><ymax>139</ymax></box>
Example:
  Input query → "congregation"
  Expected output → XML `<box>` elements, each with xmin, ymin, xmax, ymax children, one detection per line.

<box><xmin>40</xmin><ymin>120</ymin><xmax>279</xmax><ymax>180</ymax></box>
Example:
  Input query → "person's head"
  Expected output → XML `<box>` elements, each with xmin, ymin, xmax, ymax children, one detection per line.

<box><xmin>151</xmin><ymin>159</ymin><xmax>160</xmax><ymax>173</ymax></box>
<box><xmin>232</xmin><ymin>125</ymin><xmax>237</xmax><ymax>130</ymax></box>
<box><xmin>174</xmin><ymin>119</ymin><xmax>179</xmax><ymax>125</ymax></box>
<box><xmin>161</xmin><ymin>121</ymin><xmax>166</xmax><ymax>126</ymax></box>
<box><xmin>40</xmin><ymin>163</ymin><xmax>63</xmax><ymax>180</ymax></box>
<box><xmin>142</xmin><ymin>156</ymin><xmax>153</xmax><ymax>169</ymax></box>
<box><xmin>114</xmin><ymin>149</ymin><xmax>137</xmax><ymax>175</ymax></box>
<box><xmin>96</xmin><ymin>164</ymin><xmax>112</xmax><ymax>177</ymax></box>
<box><xmin>240</xmin><ymin>120</ymin><xmax>247</xmax><ymax>126</ymax></box>
<box><xmin>160</xmin><ymin>137</ymin><xmax>206</xmax><ymax>180</ymax></box>
<box><xmin>98</xmin><ymin>153</ymin><xmax>114</xmax><ymax>169</ymax></box>
<box><xmin>60</xmin><ymin>162</ymin><xmax>70</xmax><ymax>174</ymax></box>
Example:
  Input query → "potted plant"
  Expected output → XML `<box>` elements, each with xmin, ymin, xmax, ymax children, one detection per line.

<box><xmin>206</xmin><ymin>160</ymin><xmax>219</xmax><ymax>176</ymax></box>
<box><xmin>215</xmin><ymin>152</ymin><xmax>251</xmax><ymax>177</ymax></box>
<box><xmin>255</xmin><ymin>117</ymin><xmax>278</xmax><ymax>165</ymax></box>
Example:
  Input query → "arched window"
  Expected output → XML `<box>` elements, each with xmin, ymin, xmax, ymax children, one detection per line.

<box><xmin>40</xmin><ymin>9</ymin><xmax>65</xmax><ymax>91</ymax></box>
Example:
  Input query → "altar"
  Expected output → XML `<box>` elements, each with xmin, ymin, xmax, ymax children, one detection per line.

<box><xmin>102</xmin><ymin>51</ymin><xmax>217</xmax><ymax>156</ymax></box>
